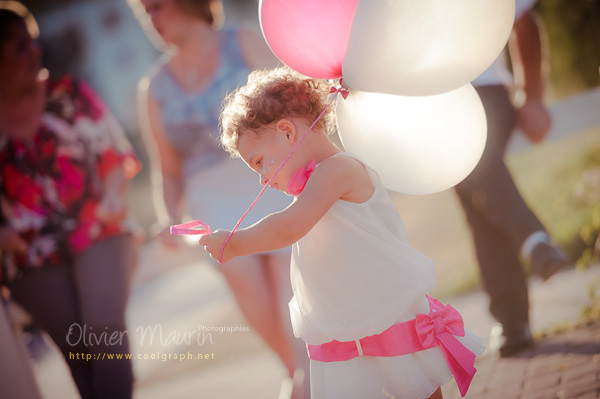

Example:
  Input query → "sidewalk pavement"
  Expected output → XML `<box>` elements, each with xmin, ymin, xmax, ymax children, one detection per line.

<box><xmin>443</xmin><ymin>264</ymin><xmax>600</xmax><ymax>399</ymax></box>
<box><xmin>28</xmin><ymin>237</ymin><xmax>600</xmax><ymax>399</ymax></box>
<box><xmin>444</xmin><ymin>319</ymin><xmax>600</xmax><ymax>399</ymax></box>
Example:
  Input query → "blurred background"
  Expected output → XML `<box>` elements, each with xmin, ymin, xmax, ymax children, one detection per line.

<box><xmin>9</xmin><ymin>0</ymin><xmax>600</xmax><ymax>397</ymax></box>
<box><xmin>21</xmin><ymin>0</ymin><xmax>600</xmax><ymax>294</ymax></box>
<box><xmin>22</xmin><ymin>0</ymin><xmax>263</xmax><ymax>233</ymax></box>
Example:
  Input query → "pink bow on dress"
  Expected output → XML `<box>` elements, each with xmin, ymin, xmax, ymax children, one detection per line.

<box><xmin>306</xmin><ymin>295</ymin><xmax>478</xmax><ymax>397</ymax></box>
<box><xmin>416</xmin><ymin>296</ymin><xmax>477</xmax><ymax>397</ymax></box>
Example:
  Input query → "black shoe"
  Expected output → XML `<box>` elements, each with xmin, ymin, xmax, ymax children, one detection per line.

<box><xmin>489</xmin><ymin>322</ymin><xmax>534</xmax><ymax>358</ymax></box>
<box><xmin>530</xmin><ymin>241</ymin><xmax>570</xmax><ymax>281</ymax></box>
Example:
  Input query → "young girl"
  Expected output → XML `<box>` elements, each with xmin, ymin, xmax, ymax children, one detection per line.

<box><xmin>200</xmin><ymin>67</ymin><xmax>484</xmax><ymax>399</ymax></box>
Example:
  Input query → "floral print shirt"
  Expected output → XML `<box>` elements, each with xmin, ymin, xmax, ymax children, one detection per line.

<box><xmin>0</xmin><ymin>77</ymin><xmax>141</xmax><ymax>284</ymax></box>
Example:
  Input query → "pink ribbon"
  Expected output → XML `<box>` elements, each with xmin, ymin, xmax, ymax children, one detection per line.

<box><xmin>170</xmin><ymin>220</ymin><xmax>212</xmax><ymax>236</ymax></box>
<box><xmin>329</xmin><ymin>78</ymin><xmax>349</xmax><ymax>99</ymax></box>
<box><xmin>287</xmin><ymin>159</ymin><xmax>316</xmax><ymax>195</ymax></box>
<box><xmin>306</xmin><ymin>296</ymin><xmax>477</xmax><ymax>397</ymax></box>
<box><xmin>215</xmin><ymin>81</ymin><xmax>348</xmax><ymax>263</ymax></box>
<box><xmin>416</xmin><ymin>296</ymin><xmax>476</xmax><ymax>397</ymax></box>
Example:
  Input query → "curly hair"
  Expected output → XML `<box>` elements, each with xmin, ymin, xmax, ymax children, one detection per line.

<box><xmin>220</xmin><ymin>66</ymin><xmax>336</xmax><ymax>157</ymax></box>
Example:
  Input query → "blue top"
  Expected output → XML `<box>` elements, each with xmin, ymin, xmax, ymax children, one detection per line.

<box><xmin>149</xmin><ymin>29</ymin><xmax>250</xmax><ymax>177</ymax></box>
<box><xmin>148</xmin><ymin>29</ymin><xmax>292</xmax><ymax>231</ymax></box>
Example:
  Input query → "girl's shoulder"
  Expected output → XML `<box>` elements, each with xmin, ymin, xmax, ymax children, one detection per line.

<box><xmin>316</xmin><ymin>153</ymin><xmax>376</xmax><ymax>204</ymax></box>
<box><xmin>302</xmin><ymin>153</ymin><xmax>362</xmax><ymax>196</ymax></box>
<box><xmin>319</xmin><ymin>152</ymin><xmax>367</xmax><ymax>174</ymax></box>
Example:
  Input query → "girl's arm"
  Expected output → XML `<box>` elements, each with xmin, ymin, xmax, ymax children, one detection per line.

<box><xmin>200</xmin><ymin>156</ymin><xmax>368</xmax><ymax>262</ymax></box>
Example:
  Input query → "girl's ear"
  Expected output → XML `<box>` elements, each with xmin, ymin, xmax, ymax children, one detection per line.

<box><xmin>275</xmin><ymin>118</ymin><xmax>297</xmax><ymax>145</ymax></box>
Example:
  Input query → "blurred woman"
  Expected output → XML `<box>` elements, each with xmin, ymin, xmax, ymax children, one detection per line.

<box><xmin>0</xmin><ymin>3</ymin><xmax>140</xmax><ymax>398</ymax></box>
<box><xmin>131</xmin><ymin>0</ymin><xmax>308</xmax><ymax>396</ymax></box>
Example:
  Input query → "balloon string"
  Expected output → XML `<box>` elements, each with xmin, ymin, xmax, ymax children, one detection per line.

<box><xmin>217</xmin><ymin>83</ymin><xmax>346</xmax><ymax>263</ymax></box>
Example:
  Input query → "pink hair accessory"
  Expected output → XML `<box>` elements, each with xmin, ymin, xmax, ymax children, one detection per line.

<box><xmin>170</xmin><ymin>220</ymin><xmax>212</xmax><ymax>236</ymax></box>
<box><xmin>287</xmin><ymin>159</ymin><xmax>316</xmax><ymax>196</ymax></box>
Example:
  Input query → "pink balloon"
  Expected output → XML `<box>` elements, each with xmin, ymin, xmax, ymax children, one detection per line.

<box><xmin>259</xmin><ymin>0</ymin><xmax>359</xmax><ymax>79</ymax></box>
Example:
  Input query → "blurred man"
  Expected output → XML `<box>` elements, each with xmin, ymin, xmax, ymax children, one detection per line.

<box><xmin>455</xmin><ymin>0</ymin><xmax>570</xmax><ymax>357</ymax></box>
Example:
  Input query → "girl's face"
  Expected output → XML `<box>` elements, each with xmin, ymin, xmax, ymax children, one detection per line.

<box><xmin>0</xmin><ymin>20</ymin><xmax>41</xmax><ymax>97</ymax></box>
<box><xmin>140</xmin><ymin>0</ymin><xmax>194</xmax><ymax>45</ymax></box>
<box><xmin>237</xmin><ymin>122</ymin><xmax>304</xmax><ymax>196</ymax></box>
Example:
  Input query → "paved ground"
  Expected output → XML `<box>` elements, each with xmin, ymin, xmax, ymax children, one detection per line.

<box><xmin>25</xmin><ymin>240</ymin><xmax>600</xmax><ymax>399</ymax></box>
<box><xmin>15</xmin><ymin>134</ymin><xmax>600</xmax><ymax>398</ymax></box>
<box><xmin>445</xmin><ymin>320</ymin><xmax>600</xmax><ymax>399</ymax></box>
<box><xmin>443</xmin><ymin>264</ymin><xmax>600</xmax><ymax>399</ymax></box>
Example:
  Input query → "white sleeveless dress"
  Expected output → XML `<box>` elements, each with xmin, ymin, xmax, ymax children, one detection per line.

<box><xmin>288</xmin><ymin>153</ymin><xmax>484</xmax><ymax>399</ymax></box>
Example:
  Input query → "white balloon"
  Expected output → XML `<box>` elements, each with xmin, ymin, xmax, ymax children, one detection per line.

<box><xmin>342</xmin><ymin>0</ymin><xmax>515</xmax><ymax>96</ymax></box>
<box><xmin>336</xmin><ymin>85</ymin><xmax>487</xmax><ymax>195</ymax></box>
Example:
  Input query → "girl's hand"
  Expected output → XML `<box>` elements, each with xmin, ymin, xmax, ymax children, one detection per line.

<box><xmin>0</xmin><ymin>226</ymin><xmax>27</xmax><ymax>254</ymax></box>
<box><xmin>96</xmin><ymin>193</ymin><xmax>127</xmax><ymax>224</ymax></box>
<box><xmin>199</xmin><ymin>230</ymin><xmax>236</xmax><ymax>263</ymax></box>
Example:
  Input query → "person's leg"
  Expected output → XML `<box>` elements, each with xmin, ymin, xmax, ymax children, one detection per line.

<box><xmin>461</xmin><ymin>86</ymin><xmax>546</xmax><ymax>247</ymax></box>
<box><xmin>0</xmin><ymin>297</ymin><xmax>43</xmax><ymax>399</ymax></box>
<box><xmin>8</xmin><ymin>265</ymin><xmax>95</xmax><ymax>398</ymax></box>
<box><xmin>459</xmin><ymin>86</ymin><xmax>569</xmax><ymax>284</ymax></box>
<box><xmin>219</xmin><ymin>252</ymin><xmax>297</xmax><ymax>379</ymax></box>
<box><xmin>468</xmin><ymin>208</ymin><xmax>530</xmax><ymax>328</ymax></box>
<box><xmin>469</xmin><ymin>147</ymin><xmax>569</xmax><ymax>281</ymax></box>
<box><xmin>73</xmin><ymin>234</ymin><xmax>138</xmax><ymax>399</ymax></box>
<box><xmin>264</xmin><ymin>251</ymin><xmax>311</xmax><ymax>399</ymax></box>
<box><xmin>456</xmin><ymin>183</ymin><xmax>533</xmax><ymax>357</ymax></box>
<box><xmin>454</xmin><ymin>85</ymin><xmax>541</xmax><ymax>355</ymax></box>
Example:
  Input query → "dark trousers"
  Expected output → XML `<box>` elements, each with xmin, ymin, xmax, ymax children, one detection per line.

<box><xmin>454</xmin><ymin>85</ymin><xmax>546</xmax><ymax>329</ymax></box>
<box><xmin>9</xmin><ymin>234</ymin><xmax>138</xmax><ymax>399</ymax></box>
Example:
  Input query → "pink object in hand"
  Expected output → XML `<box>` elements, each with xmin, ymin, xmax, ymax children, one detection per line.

<box><xmin>170</xmin><ymin>220</ymin><xmax>212</xmax><ymax>236</ymax></box>
<box><xmin>287</xmin><ymin>159</ymin><xmax>316</xmax><ymax>196</ymax></box>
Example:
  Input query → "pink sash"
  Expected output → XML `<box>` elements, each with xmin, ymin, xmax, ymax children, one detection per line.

<box><xmin>306</xmin><ymin>295</ymin><xmax>477</xmax><ymax>397</ymax></box>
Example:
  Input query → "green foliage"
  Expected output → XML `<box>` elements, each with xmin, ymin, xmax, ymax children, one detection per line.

<box><xmin>507</xmin><ymin>128</ymin><xmax>600</xmax><ymax>261</ymax></box>
<box><xmin>576</xmin><ymin>206</ymin><xmax>600</xmax><ymax>270</ymax></box>
<box><xmin>580</xmin><ymin>278</ymin><xmax>600</xmax><ymax>322</ymax></box>
<box><xmin>535</xmin><ymin>0</ymin><xmax>600</xmax><ymax>98</ymax></box>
